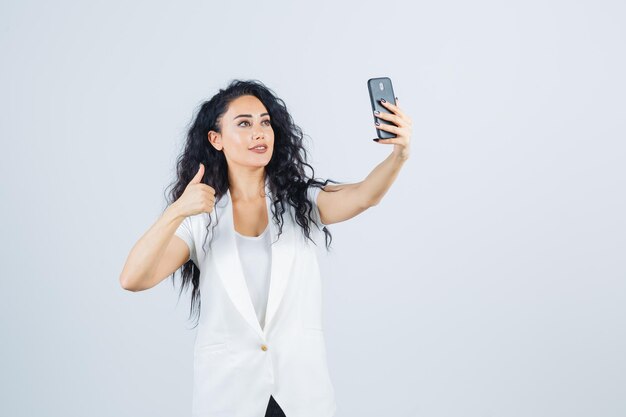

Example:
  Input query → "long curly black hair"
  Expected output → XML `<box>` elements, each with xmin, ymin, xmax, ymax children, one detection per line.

<box><xmin>163</xmin><ymin>79</ymin><xmax>343</xmax><ymax>327</ymax></box>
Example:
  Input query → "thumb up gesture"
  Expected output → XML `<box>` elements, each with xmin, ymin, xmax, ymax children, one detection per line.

<box><xmin>174</xmin><ymin>163</ymin><xmax>216</xmax><ymax>217</ymax></box>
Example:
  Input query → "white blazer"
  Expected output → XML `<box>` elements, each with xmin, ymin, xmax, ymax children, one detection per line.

<box><xmin>174</xmin><ymin>178</ymin><xmax>337</xmax><ymax>417</ymax></box>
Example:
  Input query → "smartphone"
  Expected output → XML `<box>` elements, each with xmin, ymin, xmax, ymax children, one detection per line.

<box><xmin>367</xmin><ymin>77</ymin><xmax>397</xmax><ymax>139</ymax></box>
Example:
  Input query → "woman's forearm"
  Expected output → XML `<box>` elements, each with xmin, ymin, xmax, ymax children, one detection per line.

<box><xmin>360</xmin><ymin>151</ymin><xmax>409</xmax><ymax>206</ymax></box>
<box><xmin>119</xmin><ymin>203</ymin><xmax>185</xmax><ymax>291</ymax></box>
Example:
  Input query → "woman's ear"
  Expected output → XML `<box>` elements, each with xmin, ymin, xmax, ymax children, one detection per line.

<box><xmin>208</xmin><ymin>131</ymin><xmax>223</xmax><ymax>151</ymax></box>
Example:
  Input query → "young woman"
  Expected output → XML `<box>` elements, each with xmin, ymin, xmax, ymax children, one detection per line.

<box><xmin>119</xmin><ymin>79</ymin><xmax>412</xmax><ymax>417</ymax></box>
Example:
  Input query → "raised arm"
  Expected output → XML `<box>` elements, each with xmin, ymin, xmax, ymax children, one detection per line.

<box><xmin>317</xmin><ymin>97</ymin><xmax>412</xmax><ymax>225</ymax></box>
<box><xmin>119</xmin><ymin>163</ymin><xmax>216</xmax><ymax>291</ymax></box>
<box><xmin>119</xmin><ymin>204</ymin><xmax>191</xmax><ymax>292</ymax></box>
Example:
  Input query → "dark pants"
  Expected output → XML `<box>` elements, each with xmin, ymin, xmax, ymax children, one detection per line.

<box><xmin>265</xmin><ymin>395</ymin><xmax>287</xmax><ymax>417</ymax></box>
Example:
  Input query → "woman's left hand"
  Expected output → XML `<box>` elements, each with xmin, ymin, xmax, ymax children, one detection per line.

<box><xmin>374</xmin><ymin>97</ymin><xmax>412</xmax><ymax>160</ymax></box>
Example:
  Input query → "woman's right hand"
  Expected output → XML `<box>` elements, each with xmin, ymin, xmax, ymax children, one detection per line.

<box><xmin>173</xmin><ymin>163</ymin><xmax>216</xmax><ymax>217</ymax></box>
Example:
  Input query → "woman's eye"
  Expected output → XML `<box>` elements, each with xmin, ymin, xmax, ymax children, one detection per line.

<box><xmin>239</xmin><ymin>120</ymin><xmax>271</xmax><ymax>127</ymax></box>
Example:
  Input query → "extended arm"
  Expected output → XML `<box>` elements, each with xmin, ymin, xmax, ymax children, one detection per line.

<box><xmin>316</xmin><ymin>152</ymin><xmax>408</xmax><ymax>225</ymax></box>
<box><xmin>316</xmin><ymin>97</ymin><xmax>412</xmax><ymax>225</ymax></box>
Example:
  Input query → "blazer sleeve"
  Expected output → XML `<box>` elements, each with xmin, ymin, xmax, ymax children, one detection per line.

<box><xmin>174</xmin><ymin>215</ymin><xmax>198</xmax><ymax>266</ymax></box>
<box><xmin>307</xmin><ymin>185</ymin><xmax>329</xmax><ymax>228</ymax></box>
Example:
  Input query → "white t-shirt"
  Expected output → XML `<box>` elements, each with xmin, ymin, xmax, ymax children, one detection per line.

<box><xmin>235</xmin><ymin>223</ymin><xmax>272</xmax><ymax>329</ymax></box>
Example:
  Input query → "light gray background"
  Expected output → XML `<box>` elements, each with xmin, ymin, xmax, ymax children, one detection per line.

<box><xmin>1</xmin><ymin>0</ymin><xmax>624</xmax><ymax>416</ymax></box>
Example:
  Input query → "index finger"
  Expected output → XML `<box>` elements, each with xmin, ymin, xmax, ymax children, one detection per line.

<box><xmin>381</xmin><ymin>98</ymin><xmax>407</xmax><ymax>118</ymax></box>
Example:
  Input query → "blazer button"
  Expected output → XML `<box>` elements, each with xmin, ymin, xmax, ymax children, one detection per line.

<box><xmin>261</xmin><ymin>344</ymin><xmax>268</xmax><ymax>351</ymax></box>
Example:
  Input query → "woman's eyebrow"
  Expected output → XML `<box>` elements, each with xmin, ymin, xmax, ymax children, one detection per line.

<box><xmin>233</xmin><ymin>112</ymin><xmax>270</xmax><ymax>120</ymax></box>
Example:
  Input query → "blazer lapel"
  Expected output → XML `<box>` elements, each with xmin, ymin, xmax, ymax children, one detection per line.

<box><xmin>212</xmin><ymin>178</ymin><xmax>295</xmax><ymax>339</ymax></box>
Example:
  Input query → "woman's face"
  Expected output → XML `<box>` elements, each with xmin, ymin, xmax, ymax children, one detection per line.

<box><xmin>209</xmin><ymin>95</ymin><xmax>274</xmax><ymax>169</ymax></box>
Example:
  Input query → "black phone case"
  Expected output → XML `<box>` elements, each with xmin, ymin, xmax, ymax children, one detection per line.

<box><xmin>367</xmin><ymin>77</ymin><xmax>397</xmax><ymax>139</ymax></box>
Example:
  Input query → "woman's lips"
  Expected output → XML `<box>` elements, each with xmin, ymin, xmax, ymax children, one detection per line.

<box><xmin>250</xmin><ymin>146</ymin><xmax>267</xmax><ymax>153</ymax></box>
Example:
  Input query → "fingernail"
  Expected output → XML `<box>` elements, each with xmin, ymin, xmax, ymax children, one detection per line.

<box><xmin>381</xmin><ymin>98</ymin><xmax>386</xmax><ymax>103</ymax></box>
<box><xmin>373</xmin><ymin>138</ymin><xmax>380</xmax><ymax>142</ymax></box>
